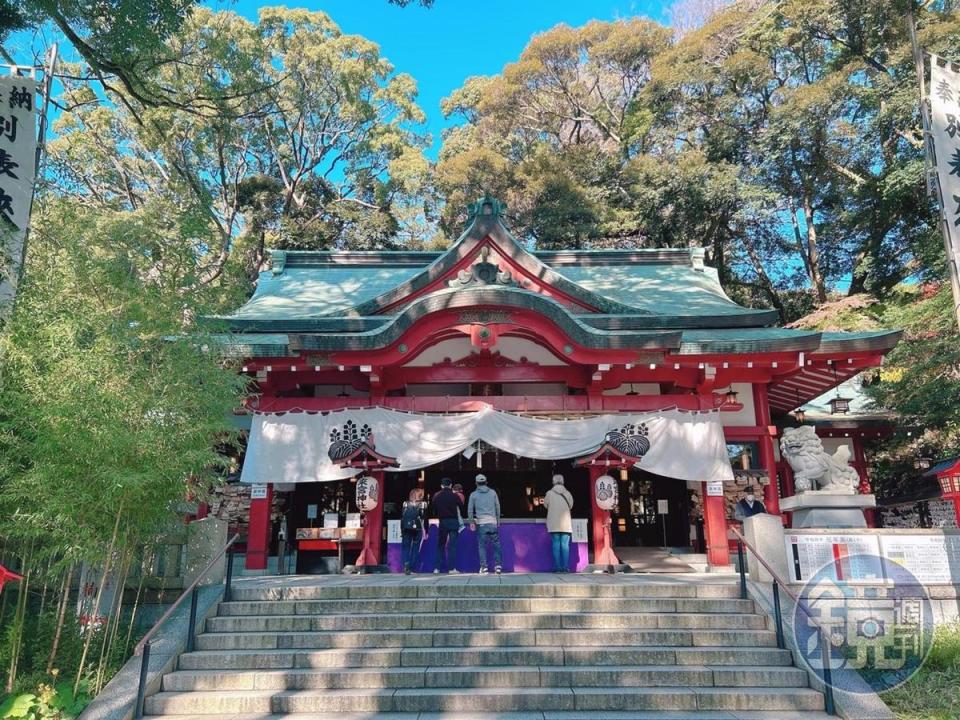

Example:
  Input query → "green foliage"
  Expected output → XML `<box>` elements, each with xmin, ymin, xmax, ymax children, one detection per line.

<box><xmin>436</xmin><ymin>2</ymin><xmax>956</xmax><ymax>315</ymax></box>
<box><xmin>0</xmin><ymin>680</ymin><xmax>90</xmax><ymax>719</ymax></box>
<box><xmin>47</xmin><ymin>5</ymin><xmax>430</xmax><ymax>285</ymax></box>
<box><xmin>882</xmin><ymin>621</ymin><xmax>960</xmax><ymax>720</ymax></box>
<box><xmin>0</xmin><ymin>196</ymin><xmax>246</xmax><ymax>554</ymax></box>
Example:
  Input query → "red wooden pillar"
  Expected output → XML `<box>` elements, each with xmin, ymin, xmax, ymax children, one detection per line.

<box><xmin>588</xmin><ymin>465</ymin><xmax>619</xmax><ymax>566</ymax></box>
<box><xmin>702</xmin><ymin>481</ymin><xmax>730</xmax><ymax>568</ymax></box>
<box><xmin>245</xmin><ymin>483</ymin><xmax>273</xmax><ymax>571</ymax></box>
<box><xmin>752</xmin><ymin>383</ymin><xmax>781</xmax><ymax>516</ymax></box>
<box><xmin>851</xmin><ymin>435</ymin><xmax>877</xmax><ymax>528</ymax></box>
<box><xmin>357</xmin><ymin>470</ymin><xmax>386</xmax><ymax>568</ymax></box>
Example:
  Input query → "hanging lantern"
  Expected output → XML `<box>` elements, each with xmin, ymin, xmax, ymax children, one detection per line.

<box><xmin>595</xmin><ymin>474</ymin><xmax>619</xmax><ymax>511</ymax></box>
<box><xmin>829</xmin><ymin>396</ymin><xmax>851</xmax><ymax>415</ymax></box>
<box><xmin>792</xmin><ymin>388</ymin><xmax>806</xmax><ymax>424</ymax></box>
<box><xmin>355</xmin><ymin>475</ymin><xmax>379</xmax><ymax>512</ymax></box>
<box><xmin>724</xmin><ymin>388</ymin><xmax>739</xmax><ymax>405</ymax></box>
<box><xmin>828</xmin><ymin>364</ymin><xmax>851</xmax><ymax>414</ymax></box>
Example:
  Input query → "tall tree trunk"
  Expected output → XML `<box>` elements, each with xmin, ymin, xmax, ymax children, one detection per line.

<box><xmin>47</xmin><ymin>564</ymin><xmax>75</xmax><ymax>674</ymax></box>
<box><xmin>740</xmin><ymin>233</ymin><xmax>787</xmax><ymax>320</ymax></box>
<box><xmin>801</xmin><ymin>194</ymin><xmax>828</xmax><ymax>302</ymax></box>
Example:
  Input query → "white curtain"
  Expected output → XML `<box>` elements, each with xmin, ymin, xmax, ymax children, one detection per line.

<box><xmin>240</xmin><ymin>406</ymin><xmax>734</xmax><ymax>484</ymax></box>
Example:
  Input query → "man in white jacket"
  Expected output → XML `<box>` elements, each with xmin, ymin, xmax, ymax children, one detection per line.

<box><xmin>543</xmin><ymin>474</ymin><xmax>574</xmax><ymax>572</ymax></box>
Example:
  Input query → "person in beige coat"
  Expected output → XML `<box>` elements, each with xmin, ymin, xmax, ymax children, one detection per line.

<box><xmin>543</xmin><ymin>474</ymin><xmax>574</xmax><ymax>572</ymax></box>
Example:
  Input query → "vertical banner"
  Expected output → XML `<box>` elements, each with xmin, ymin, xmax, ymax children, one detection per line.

<box><xmin>0</xmin><ymin>73</ymin><xmax>37</xmax><ymax>311</ymax></box>
<box><xmin>929</xmin><ymin>57</ymin><xmax>960</xmax><ymax>313</ymax></box>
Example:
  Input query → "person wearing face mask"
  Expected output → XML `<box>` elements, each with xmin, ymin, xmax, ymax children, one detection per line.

<box><xmin>734</xmin><ymin>486</ymin><xmax>767</xmax><ymax>521</ymax></box>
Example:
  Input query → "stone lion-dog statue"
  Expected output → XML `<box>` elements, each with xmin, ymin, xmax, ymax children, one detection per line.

<box><xmin>779</xmin><ymin>425</ymin><xmax>860</xmax><ymax>494</ymax></box>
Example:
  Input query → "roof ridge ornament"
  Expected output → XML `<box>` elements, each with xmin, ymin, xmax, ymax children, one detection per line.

<box><xmin>467</xmin><ymin>195</ymin><xmax>507</xmax><ymax>220</ymax></box>
<box><xmin>270</xmin><ymin>249</ymin><xmax>287</xmax><ymax>276</ymax></box>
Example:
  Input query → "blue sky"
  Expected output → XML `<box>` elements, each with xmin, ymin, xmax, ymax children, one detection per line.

<box><xmin>221</xmin><ymin>1</ymin><xmax>673</xmax><ymax>157</ymax></box>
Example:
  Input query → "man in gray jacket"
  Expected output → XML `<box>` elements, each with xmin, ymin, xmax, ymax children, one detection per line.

<box><xmin>467</xmin><ymin>474</ymin><xmax>502</xmax><ymax>574</ymax></box>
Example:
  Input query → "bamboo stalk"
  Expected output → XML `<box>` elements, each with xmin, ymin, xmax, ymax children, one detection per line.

<box><xmin>5</xmin><ymin>563</ymin><xmax>31</xmax><ymax>693</ymax></box>
<box><xmin>96</xmin><ymin>549</ymin><xmax>131</xmax><ymax>692</ymax></box>
<box><xmin>123</xmin><ymin>547</ymin><xmax>149</xmax><ymax>656</ymax></box>
<box><xmin>74</xmin><ymin>508</ymin><xmax>121</xmax><ymax>694</ymax></box>
<box><xmin>46</xmin><ymin>564</ymin><xmax>74</xmax><ymax>674</ymax></box>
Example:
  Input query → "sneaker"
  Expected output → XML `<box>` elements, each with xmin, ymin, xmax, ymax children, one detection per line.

<box><xmin>449</xmin><ymin>569</ymin><xmax>460</xmax><ymax>575</ymax></box>
<box><xmin>404</xmin><ymin>566</ymin><xmax>411</xmax><ymax>575</ymax></box>
<box><xmin>433</xmin><ymin>568</ymin><xmax>440</xmax><ymax>575</ymax></box>
<box><xmin>495</xmin><ymin>566</ymin><xmax>502</xmax><ymax>575</ymax></box>
<box><xmin>479</xmin><ymin>567</ymin><xmax>489</xmax><ymax>575</ymax></box>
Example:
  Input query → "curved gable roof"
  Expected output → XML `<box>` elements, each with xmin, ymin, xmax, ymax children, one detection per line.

<box><xmin>218</xmin><ymin>198</ymin><xmax>779</xmax><ymax>329</ymax></box>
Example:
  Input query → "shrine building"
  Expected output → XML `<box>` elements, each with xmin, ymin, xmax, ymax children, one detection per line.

<box><xmin>214</xmin><ymin>197</ymin><xmax>902</xmax><ymax>574</ymax></box>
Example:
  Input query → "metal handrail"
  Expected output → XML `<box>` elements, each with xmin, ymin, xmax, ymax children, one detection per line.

<box><xmin>133</xmin><ymin>532</ymin><xmax>240</xmax><ymax>718</ymax></box>
<box><xmin>731</xmin><ymin>527</ymin><xmax>836</xmax><ymax>716</ymax></box>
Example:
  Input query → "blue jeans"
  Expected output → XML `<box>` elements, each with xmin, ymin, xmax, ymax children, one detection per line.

<box><xmin>437</xmin><ymin>518</ymin><xmax>460</xmax><ymax>572</ymax></box>
<box><xmin>476</xmin><ymin>524</ymin><xmax>502</xmax><ymax>570</ymax></box>
<box><xmin>551</xmin><ymin>532</ymin><xmax>571</xmax><ymax>572</ymax></box>
<box><xmin>401</xmin><ymin>530</ymin><xmax>422</xmax><ymax>571</ymax></box>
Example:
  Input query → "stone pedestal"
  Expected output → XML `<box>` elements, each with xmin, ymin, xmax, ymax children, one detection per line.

<box><xmin>742</xmin><ymin>513</ymin><xmax>789</xmax><ymax>583</ymax></box>
<box><xmin>780</xmin><ymin>493</ymin><xmax>876</xmax><ymax>528</ymax></box>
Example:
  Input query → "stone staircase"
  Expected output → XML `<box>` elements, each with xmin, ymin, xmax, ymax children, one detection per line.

<box><xmin>143</xmin><ymin>575</ymin><xmax>833</xmax><ymax>719</ymax></box>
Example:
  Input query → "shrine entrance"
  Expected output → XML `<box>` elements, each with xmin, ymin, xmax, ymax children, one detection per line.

<box><xmin>613</xmin><ymin>471</ymin><xmax>691</xmax><ymax>549</ymax></box>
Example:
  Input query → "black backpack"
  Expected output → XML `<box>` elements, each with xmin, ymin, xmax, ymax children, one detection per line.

<box><xmin>401</xmin><ymin>502</ymin><xmax>423</xmax><ymax>531</ymax></box>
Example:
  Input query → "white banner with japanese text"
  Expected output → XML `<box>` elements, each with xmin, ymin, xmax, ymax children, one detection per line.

<box><xmin>0</xmin><ymin>73</ymin><xmax>37</xmax><ymax>309</ymax></box>
<box><xmin>930</xmin><ymin>57</ymin><xmax>960</xmax><ymax>273</ymax></box>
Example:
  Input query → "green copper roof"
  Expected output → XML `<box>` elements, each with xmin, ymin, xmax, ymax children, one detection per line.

<box><xmin>220</xmin><ymin>249</ymin><xmax>777</xmax><ymax>327</ymax></box>
<box><xmin>554</xmin><ymin>264</ymin><xmax>756</xmax><ymax>318</ymax></box>
<box><xmin>211</xmin><ymin>201</ymin><xmax>899</xmax><ymax>361</ymax></box>
<box><xmin>677</xmin><ymin>328</ymin><xmax>824</xmax><ymax>354</ymax></box>
<box><xmin>212</xmin><ymin>333</ymin><xmax>294</xmax><ymax>357</ymax></box>
<box><xmin>227</xmin><ymin>266</ymin><xmax>423</xmax><ymax>321</ymax></box>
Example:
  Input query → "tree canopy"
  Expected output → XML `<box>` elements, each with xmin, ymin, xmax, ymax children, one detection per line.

<box><xmin>435</xmin><ymin>1</ymin><xmax>960</xmax><ymax>314</ymax></box>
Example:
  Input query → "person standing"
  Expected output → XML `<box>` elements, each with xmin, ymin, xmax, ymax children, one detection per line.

<box><xmin>734</xmin><ymin>486</ymin><xmax>767</xmax><ymax>521</ymax></box>
<box><xmin>400</xmin><ymin>488</ymin><xmax>427</xmax><ymax>574</ymax></box>
<box><xmin>452</xmin><ymin>483</ymin><xmax>467</xmax><ymax>533</ymax></box>
<box><xmin>467</xmin><ymin>474</ymin><xmax>502</xmax><ymax>574</ymax></box>
<box><xmin>431</xmin><ymin>477</ymin><xmax>464</xmax><ymax>574</ymax></box>
<box><xmin>543</xmin><ymin>473</ymin><xmax>574</xmax><ymax>573</ymax></box>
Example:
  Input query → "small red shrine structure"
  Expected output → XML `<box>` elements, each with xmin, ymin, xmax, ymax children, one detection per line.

<box><xmin>212</xmin><ymin>197</ymin><xmax>901</xmax><ymax>572</ymax></box>
<box><xmin>0</xmin><ymin>563</ymin><xmax>23</xmax><ymax>593</ymax></box>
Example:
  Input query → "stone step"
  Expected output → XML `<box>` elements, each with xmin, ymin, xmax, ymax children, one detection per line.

<box><xmin>205</xmin><ymin>610</ymin><xmax>767</xmax><ymax>634</ymax></box>
<box><xmin>193</xmin><ymin>628</ymin><xmax>777</xmax><ymax>651</ymax></box>
<box><xmin>216</xmin><ymin>597</ymin><xmax>756</xmax><ymax>617</ymax></box>
<box><xmin>162</xmin><ymin>664</ymin><xmax>809</xmax><ymax>692</ymax></box>
<box><xmin>226</xmin><ymin>582</ymin><xmax>740</xmax><ymax>602</ymax></box>
<box><xmin>177</xmin><ymin>645</ymin><xmax>794</xmax><ymax>671</ymax></box>
<box><xmin>141</xmin><ymin>712</ymin><xmax>837</xmax><ymax>720</ymax></box>
<box><xmin>144</xmin><ymin>686</ymin><xmax>825</xmax><ymax>714</ymax></box>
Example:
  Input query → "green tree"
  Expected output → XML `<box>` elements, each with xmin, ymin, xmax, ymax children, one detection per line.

<box><xmin>48</xmin><ymin>7</ymin><xmax>429</xmax><ymax>287</ymax></box>
<box><xmin>0</xmin><ymin>194</ymin><xmax>246</xmax><ymax>694</ymax></box>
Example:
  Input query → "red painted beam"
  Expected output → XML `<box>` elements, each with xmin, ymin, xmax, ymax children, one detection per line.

<box><xmin>379</xmin><ymin>363</ymin><xmax>592</xmax><ymax>389</ymax></box>
<box><xmin>250</xmin><ymin>393</ymin><xmax>731</xmax><ymax>414</ymax></box>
